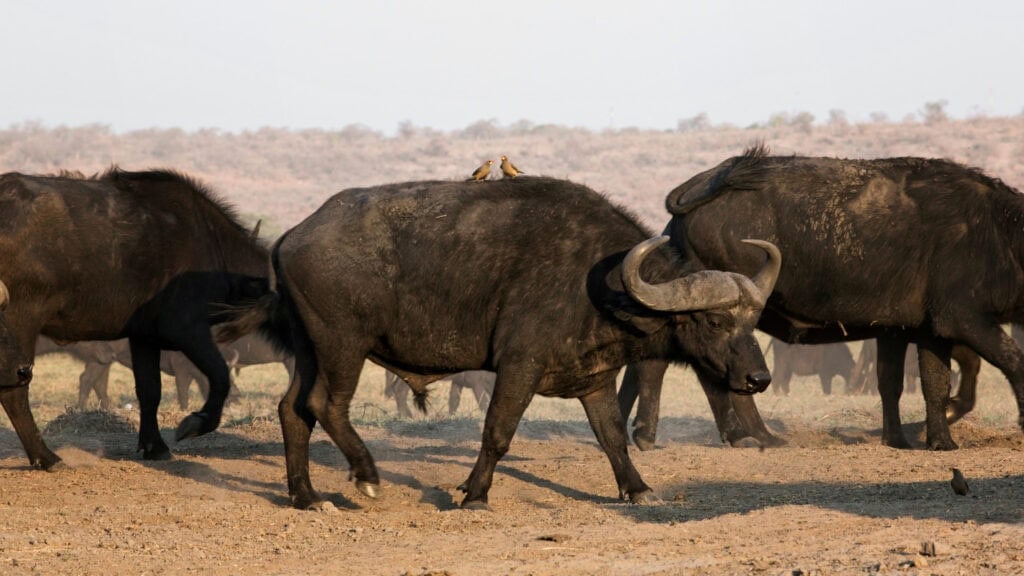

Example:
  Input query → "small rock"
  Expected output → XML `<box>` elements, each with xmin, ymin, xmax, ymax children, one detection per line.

<box><xmin>537</xmin><ymin>533</ymin><xmax>571</xmax><ymax>543</ymax></box>
<box><xmin>672</xmin><ymin>491</ymin><xmax>687</xmax><ymax>502</ymax></box>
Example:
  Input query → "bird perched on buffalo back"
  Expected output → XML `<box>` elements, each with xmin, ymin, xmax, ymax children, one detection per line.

<box><xmin>467</xmin><ymin>160</ymin><xmax>493</xmax><ymax>182</ymax></box>
<box><xmin>500</xmin><ymin>155</ymin><xmax>524</xmax><ymax>179</ymax></box>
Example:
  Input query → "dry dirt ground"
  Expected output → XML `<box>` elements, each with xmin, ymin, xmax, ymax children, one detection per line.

<box><xmin>1</xmin><ymin>355</ymin><xmax>1023</xmax><ymax>575</ymax></box>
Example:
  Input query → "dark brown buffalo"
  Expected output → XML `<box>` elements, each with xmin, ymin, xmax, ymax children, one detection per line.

<box><xmin>0</xmin><ymin>168</ymin><xmax>266</xmax><ymax>468</ymax></box>
<box><xmin>660</xmin><ymin>145</ymin><xmax>1024</xmax><ymax>450</ymax></box>
<box><xmin>218</xmin><ymin>177</ymin><xmax>780</xmax><ymax>509</ymax></box>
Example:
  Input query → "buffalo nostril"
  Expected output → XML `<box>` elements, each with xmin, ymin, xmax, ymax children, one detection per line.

<box><xmin>16</xmin><ymin>364</ymin><xmax>33</xmax><ymax>382</ymax></box>
<box><xmin>747</xmin><ymin>371</ymin><xmax>771</xmax><ymax>391</ymax></box>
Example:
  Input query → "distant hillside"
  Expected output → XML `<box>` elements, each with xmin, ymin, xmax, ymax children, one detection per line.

<box><xmin>3</xmin><ymin>116</ymin><xmax>1023</xmax><ymax>235</ymax></box>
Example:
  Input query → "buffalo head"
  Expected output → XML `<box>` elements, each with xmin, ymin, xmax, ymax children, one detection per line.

<box><xmin>621</xmin><ymin>236</ymin><xmax>780</xmax><ymax>394</ymax></box>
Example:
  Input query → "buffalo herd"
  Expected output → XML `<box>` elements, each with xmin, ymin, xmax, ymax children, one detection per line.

<box><xmin>1</xmin><ymin>146</ymin><xmax>1022</xmax><ymax>510</ymax></box>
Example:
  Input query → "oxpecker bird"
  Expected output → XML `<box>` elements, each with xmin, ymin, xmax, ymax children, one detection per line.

<box><xmin>467</xmin><ymin>160</ymin><xmax>493</xmax><ymax>182</ymax></box>
<box><xmin>950</xmin><ymin>468</ymin><xmax>969</xmax><ymax>495</ymax></box>
<box><xmin>500</xmin><ymin>155</ymin><xmax>523</xmax><ymax>179</ymax></box>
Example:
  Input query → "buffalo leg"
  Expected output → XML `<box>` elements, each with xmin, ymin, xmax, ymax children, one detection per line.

<box><xmin>951</xmin><ymin>320</ymin><xmax>1024</xmax><ymax>435</ymax></box>
<box><xmin>280</xmin><ymin>360</ymin><xmax>320</xmax><ymax>509</ymax></box>
<box><xmin>448</xmin><ymin>380</ymin><xmax>462</xmax><ymax>415</ymax></box>
<box><xmin>917</xmin><ymin>336</ymin><xmax>956</xmax><ymax>450</ymax></box>
<box><xmin>460</xmin><ymin>363</ymin><xmax>541</xmax><ymax>509</ymax></box>
<box><xmin>77</xmin><ymin>361</ymin><xmax>112</xmax><ymax>410</ymax></box>
<box><xmin>129</xmin><ymin>339</ymin><xmax>171</xmax><ymax>459</ymax></box>
<box><xmin>618</xmin><ymin>361</ymin><xmax>666</xmax><ymax>451</ymax></box>
<box><xmin>876</xmin><ymin>335</ymin><xmax>911</xmax><ymax>449</ymax></box>
<box><xmin>579</xmin><ymin>379</ymin><xmax>654</xmax><ymax>503</ymax></box>
<box><xmin>0</xmin><ymin>385</ymin><xmax>61</xmax><ymax>470</ymax></box>
<box><xmin>306</xmin><ymin>349</ymin><xmax>380</xmax><ymax>500</ymax></box>
<box><xmin>946</xmin><ymin>344</ymin><xmax>981</xmax><ymax>424</ymax></box>
<box><xmin>174</xmin><ymin>331</ymin><xmax>232</xmax><ymax>441</ymax></box>
<box><xmin>471</xmin><ymin>379</ymin><xmax>491</xmax><ymax>412</ymax></box>
<box><xmin>698</xmin><ymin>372</ymin><xmax>781</xmax><ymax>447</ymax></box>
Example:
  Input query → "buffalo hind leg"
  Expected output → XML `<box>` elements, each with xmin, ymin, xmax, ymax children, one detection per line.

<box><xmin>306</xmin><ymin>349</ymin><xmax>380</xmax><ymax>501</ymax></box>
<box><xmin>876</xmin><ymin>336</ymin><xmax>911</xmax><ymax>449</ymax></box>
<box><xmin>174</xmin><ymin>331</ymin><xmax>232</xmax><ymax>441</ymax></box>
<box><xmin>946</xmin><ymin>344</ymin><xmax>981</xmax><ymax>424</ymax></box>
<box><xmin>0</xmin><ymin>385</ymin><xmax>62</xmax><ymax>470</ymax></box>
<box><xmin>916</xmin><ymin>336</ymin><xmax>956</xmax><ymax>450</ymax></box>
<box><xmin>580</xmin><ymin>378</ymin><xmax>655</xmax><ymax>503</ymax></box>
<box><xmin>129</xmin><ymin>339</ymin><xmax>171</xmax><ymax>460</ymax></box>
<box><xmin>280</xmin><ymin>359</ymin><xmax>320</xmax><ymax>509</ymax></box>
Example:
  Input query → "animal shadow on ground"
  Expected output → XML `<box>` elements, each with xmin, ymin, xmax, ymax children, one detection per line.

<box><xmin>617</xmin><ymin>475</ymin><xmax>1024</xmax><ymax>525</ymax></box>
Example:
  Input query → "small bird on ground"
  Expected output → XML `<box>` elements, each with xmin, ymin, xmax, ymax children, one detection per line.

<box><xmin>500</xmin><ymin>155</ymin><xmax>523</xmax><ymax>179</ymax></box>
<box><xmin>467</xmin><ymin>160</ymin><xmax>493</xmax><ymax>182</ymax></box>
<box><xmin>950</xmin><ymin>467</ymin><xmax>969</xmax><ymax>495</ymax></box>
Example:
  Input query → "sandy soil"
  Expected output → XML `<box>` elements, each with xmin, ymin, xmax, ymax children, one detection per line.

<box><xmin>1</xmin><ymin>361</ymin><xmax>1023</xmax><ymax>575</ymax></box>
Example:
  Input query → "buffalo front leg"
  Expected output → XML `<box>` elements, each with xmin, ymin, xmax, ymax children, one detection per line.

<box><xmin>946</xmin><ymin>344</ymin><xmax>981</xmax><ymax>424</ymax></box>
<box><xmin>0</xmin><ymin>385</ymin><xmax>61</xmax><ymax>470</ymax></box>
<box><xmin>460</xmin><ymin>364</ymin><xmax>541</xmax><ymax>509</ymax></box>
<box><xmin>697</xmin><ymin>372</ymin><xmax>782</xmax><ymax>447</ymax></box>
<box><xmin>952</xmin><ymin>320</ymin><xmax>1024</xmax><ymax>436</ymax></box>
<box><xmin>579</xmin><ymin>379</ymin><xmax>655</xmax><ymax>504</ymax></box>
<box><xmin>876</xmin><ymin>336</ymin><xmax>911</xmax><ymax>449</ymax></box>
<box><xmin>619</xmin><ymin>361</ymin><xmax>667</xmax><ymax>451</ymax></box>
<box><xmin>916</xmin><ymin>336</ymin><xmax>956</xmax><ymax>450</ymax></box>
<box><xmin>128</xmin><ymin>339</ymin><xmax>171</xmax><ymax>460</ymax></box>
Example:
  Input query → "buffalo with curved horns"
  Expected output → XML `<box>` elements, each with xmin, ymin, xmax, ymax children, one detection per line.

<box><xmin>218</xmin><ymin>176</ymin><xmax>780</xmax><ymax>509</ymax></box>
<box><xmin>641</xmin><ymin>145</ymin><xmax>1024</xmax><ymax>450</ymax></box>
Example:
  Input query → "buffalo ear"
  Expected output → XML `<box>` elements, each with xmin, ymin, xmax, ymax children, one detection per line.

<box><xmin>605</xmin><ymin>294</ymin><xmax>670</xmax><ymax>335</ymax></box>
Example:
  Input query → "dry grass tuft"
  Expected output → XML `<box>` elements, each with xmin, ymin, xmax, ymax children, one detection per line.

<box><xmin>42</xmin><ymin>407</ymin><xmax>136</xmax><ymax>436</ymax></box>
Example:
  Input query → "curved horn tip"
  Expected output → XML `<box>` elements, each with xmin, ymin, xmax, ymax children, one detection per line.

<box><xmin>740</xmin><ymin>239</ymin><xmax>782</xmax><ymax>303</ymax></box>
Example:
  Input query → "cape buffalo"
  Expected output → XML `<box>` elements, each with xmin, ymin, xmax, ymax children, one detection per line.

<box><xmin>657</xmin><ymin>145</ymin><xmax>1024</xmax><ymax>450</ymax></box>
<box><xmin>218</xmin><ymin>176</ymin><xmax>780</xmax><ymax>510</ymax></box>
<box><xmin>0</xmin><ymin>168</ymin><xmax>266</xmax><ymax>468</ymax></box>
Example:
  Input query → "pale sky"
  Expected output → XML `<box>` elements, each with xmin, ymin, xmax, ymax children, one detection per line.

<box><xmin>3</xmin><ymin>1</ymin><xmax>1022</xmax><ymax>134</ymax></box>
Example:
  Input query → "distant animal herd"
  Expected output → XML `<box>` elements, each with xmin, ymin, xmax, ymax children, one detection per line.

<box><xmin>2</xmin><ymin>143</ymin><xmax>1023</xmax><ymax>510</ymax></box>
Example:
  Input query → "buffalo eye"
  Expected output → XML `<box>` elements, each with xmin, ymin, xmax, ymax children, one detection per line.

<box><xmin>705</xmin><ymin>312</ymin><xmax>732</xmax><ymax>331</ymax></box>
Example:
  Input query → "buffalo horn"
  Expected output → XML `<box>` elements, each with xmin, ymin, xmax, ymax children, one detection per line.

<box><xmin>622</xmin><ymin>236</ymin><xmax>741</xmax><ymax>312</ymax></box>
<box><xmin>740</xmin><ymin>239</ymin><xmax>782</xmax><ymax>306</ymax></box>
<box><xmin>622</xmin><ymin>236</ymin><xmax>782</xmax><ymax>312</ymax></box>
<box><xmin>0</xmin><ymin>280</ymin><xmax>8</xmax><ymax>311</ymax></box>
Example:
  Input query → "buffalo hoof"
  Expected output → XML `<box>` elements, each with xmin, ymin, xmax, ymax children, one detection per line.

<box><xmin>881</xmin><ymin>435</ymin><xmax>913</xmax><ymax>450</ymax></box>
<box><xmin>355</xmin><ymin>480</ymin><xmax>381</xmax><ymax>499</ymax></box>
<box><xmin>945</xmin><ymin>400</ymin><xmax>972</xmax><ymax>425</ymax></box>
<box><xmin>927</xmin><ymin>437</ymin><xmax>959</xmax><ymax>451</ymax></box>
<box><xmin>460</xmin><ymin>499</ymin><xmax>492</xmax><ymax>511</ymax></box>
<box><xmin>141</xmin><ymin>444</ymin><xmax>173</xmax><ymax>461</ymax></box>
<box><xmin>628</xmin><ymin>489</ymin><xmax>661</xmax><ymax>505</ymax></box>
<box><xmin>175</xmin><ymin>412</ymin><xmax>214</xmax><ymax>441</ymax></box>
<box><xmin>40</xmin><ymin>460</ymin><xmax>68</xmax><ymax>472</ymax></box>
<box><xmin>756</xmin><ymin>433</ymin><xmax>787</xmax><ymax>448</ymax></box>
<box><xmin>632</xmin><ymin>428</ymin><xmax>657</xmax><ymax>452</ymax></box>
<box><xmin>291</xmin><ymin>492</ymin><xmax>325</xmax><ymax>511</ymax></box>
